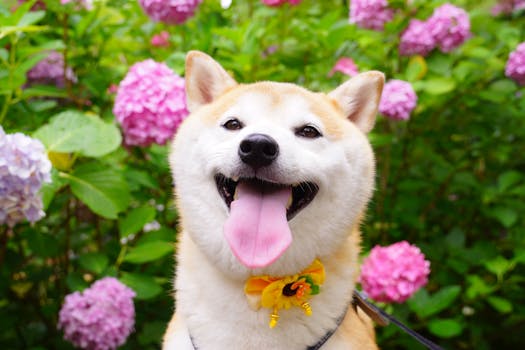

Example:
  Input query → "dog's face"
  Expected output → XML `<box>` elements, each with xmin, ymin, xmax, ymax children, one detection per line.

<box><xmin>170</xmin><ymin>51</ymin><xmax>384</xmax><ymax>278</ymax></box>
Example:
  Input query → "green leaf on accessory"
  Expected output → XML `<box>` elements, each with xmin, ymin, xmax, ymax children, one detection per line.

<box><xmin>422</xmin><ymin>78</ymin><xmax>456</xmax><ymax>95</ymax></box>
<box><xmin>123</xmin><ymin>241</ymin><xmax>174</xmax><ymax>264</ymax></box>
<box><xmin>428</xmin><ymin>319</ymin><xmax>463</xmax><ymax>338</ymax></box>
<box><xmin>63</xmin><ymin>163</ymin><xmax>130</xmax><ymax>219</ymax></box>
<box><xmin>33</xmin><ymin>111</ymin><xmax>121</xmax><ymax>158</ymax></box>
<box><xmin>120</xmin><ymin>272</ymin><xmax>162</xmax><ymax>300</ymax></box>
<box><xmin>119</xmin><ymin>206</ymin><xmax>156</xmax><ymax>238</ymax></box>
<box><xmin>487</xmin><ymin>296</ymin><xmax>513</xmax><ymax>314</ymax></box>
<box><xmin>490</xmin><ymin>207</ymin><xmax>518</xmax><ymax>228</ymax></box>
<box><xmin>78</xmin><ymin>253</ymin><xmax>109</xmax><ymax>274</ymax></box>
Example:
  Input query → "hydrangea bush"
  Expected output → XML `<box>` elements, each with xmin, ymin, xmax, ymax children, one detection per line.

<box><xmin>1</xmin><ymin>0</ymin><xmax>524</xmax><ymax>349</ymax></box>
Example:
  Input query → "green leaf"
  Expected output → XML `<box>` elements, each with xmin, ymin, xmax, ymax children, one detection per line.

<box><xmin>63</xmin><ymin>163</ymin><xmax>130</xmax><ymax>219</ymax></box>
<box><xmin>78</xmin><ymin>253</ymin><xmax>109</xmax><ymax>274</ymax></box>
<box><xmin>120</xmin><ymin>273</ymin><xmax>162</xmax><ymax>300</ymax></box>
<box><xmin>490</xmin><ymin>207</ymin><xmax>518</xmax><ymax>228</ymax></box>
<box><xmin>484</xmin><ymin>256</ymin><xmax>515</xmax><ymax>278</ymax></box>
<box><xmin>422</xmin><ymin>78</ymin><xmax>456</xmax><ymax>95</ymax></box>
<box><xmin>41</xmin><ymin>168</ymin><xmax>67</xmax><ymax>209</ymax></box>
<box><xmin>487</xmin><ymin>296</ymin><xmax>513</xmax><ymax>314</ymax></box>
<box><xmin>119</xmin><ymin>206</ymin><xmax>156</xmax><ymax>238</ymax></box>
<box><xmin>26</xmin><ymin>233</ymin><xmax>59</xmax><ymax>258</ymax></box>
<box><xmin>33</xmin><ymin>111</ymin><xmax>121</xmax><ymax>158</ymax></box>
<box><xmin>466</xmin><ymin>275</ymin><xmax>495</xmax><ymax>300</ymax></box>
<box><xmin>497</xmin><ymin>171</ymin><xmax>522</xmax><ymax>192</ymax></box>
<box><xmin>66</xmin><ymin>273</ymin><xmax>89</xmax><ymax>292</ymax></box>
<box><xmin>17</xmin><ymin>10</ymin><xmax>45</xmax><ymax>27</ymax></box>
<box><xmin>428</xmin><ymin>319</ymin><xmax>463</xmax><ymax>338</ymax></box>
<box><xmin>123</xmin><ymin>241</ymin><xmax>174</xmax><ymax>264</ymax></box>
<box><xmin>408</xmin><ymin>286</ymin><xmax>461</xmax><ymax>319</ymax></box>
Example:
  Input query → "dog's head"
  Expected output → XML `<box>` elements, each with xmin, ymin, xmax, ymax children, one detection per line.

<box><xmin>170</xmin><ymin>51</ymin><xmax>384</xmax><ymax>277</ymax></box>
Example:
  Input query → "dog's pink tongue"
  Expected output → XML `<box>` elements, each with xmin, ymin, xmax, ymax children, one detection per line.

<box><xmin>224</xmin><ymin>182</ymin><xmax>292</xmax><ymax>269</ymax></box>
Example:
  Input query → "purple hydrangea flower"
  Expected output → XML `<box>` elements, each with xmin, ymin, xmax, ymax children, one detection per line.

<box><xmin>491</xmin><ymin>0</ymin><xmax>525</xmax><ymax>16</ymax></box>
<box><xmin>26</xmin><ymin>51</ymin><xmax>77</xmax><ymax>88</ymax></box>
<box><xmin>360</xmin><ymin>241</ymin><xmax>430</xmax><ymax>303</ymax></box>
<box><xmin>349</xmin><ymin>0</ymin><xmax>394</xmax><ymax>31</ymax></box>
<box><xmin>0</xmin><ymin>127</ymin><xmax>51</xmax><ymax>227</ymax></box>
<box><xmin>399</xmin><ymin>19</ymin><xmax>437</xmax><ymax>57</ymax></box>
<box><xmin>379</xmin><ymin>80</ymin><xmax>417</xmax><ymax>121</ymax></box>
<box><xmin>58</xmin><ymin>277</ymin><xmax>136</xmax><ymax>350</ymax></box>
<box><xmin>427</xmin><ymin>3</ymin><xmax>471</xmax><ymax>53</ymax></box>
<box><xmin>138</xmin><ymin>0</ymin><xmax>202</xmax><ymax>25</ymax></box>
<box><xmin>113</xmin><ymin>59</ymin><xmax>189</xmax><ymax>147</ymax></box>
<box><xmin>261</xmin><ymin>0</ymin><xmax>301</xmax><ymax>6</ymax></box>
<box><xmin>506</xmin><ymin>42</ymin><xmax>525</xmax><ymax>86</ymax></box>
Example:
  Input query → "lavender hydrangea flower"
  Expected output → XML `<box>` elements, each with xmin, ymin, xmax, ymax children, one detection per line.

<box><xmin>26</xmin><ymin>51</ymin><xmax>77</xmax><ymax>88</ymax></box>
<box><xmin>427</xmin><ymin>3</ymin><xmax>471</xmax><ymax>53</ymax></box>
<box><xmin>505</xmin><ymin>42</ymin><xmax>525</xmax><ymax>86</ymax></box>
<box><xmin>491</xmin><ymin>0</ymin><xmax>525</xmax><ymax>16</ymax></box>
<box><xmin>261</xmin><ymin>0</ymin><xmax>302</xmax><ymax>6</ymax></box>
<box><xmin>58</xmin><ymin>277</ymin><xmax>136</xmax><ymax>350</ymax></box>
<box><xmin>349</xmin><ymin>0</ymin><xmax>394</xmax><ymax>31</ymax></box>
<box><xmin>360</xmin><ymin>241</ymin><xmax>430</xmax><ymax>303</ymax></box>
<box><xmin>399</xmin><ymin>19</ymin><xmax>436</xmax><ymax>57</ymax></box>
<box><xmin>138</xmin><ymin>0</ymin><xmax>202</xmax><ymax>25</ymax></box>
<box><xmin>379</xmin><ymin>80</ymin><xmax>417</xmax><ymax>121</ymax></box>
<box><xmin>0</xmin><ymin>127</ymin><xmax>51</xmax><ymax>227</ymax></box>
<box><xmin>113</xmin><ymin>59</ymin><xmax>189</xmax><ymax>147</ymax></box>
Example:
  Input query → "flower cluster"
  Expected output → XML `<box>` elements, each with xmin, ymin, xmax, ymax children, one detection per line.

<box><xmin>0</xmin><ymin>127</ymin><xmax>51</xmax><ymax>227</ymax></box>
<box><xmin>360</xmin><ymin>241</ymin><xmax>430</xmax><ymax>303</ymax></box>
<box><xmin>261</xmin><ymin>0</ymin><xmax>302</xmax><ymax>6</ymax></box>
<box><xmin>26</xmin><ymin>51</ymin><xmax>77</xmax><ymax>88</ymax></box>
<box><xmin>379</xmin><ymin>80</ymin><xmax>417</xmax><ymax>121</ymax></box>
<box><xmin>151</xmin><ymin>31</ymin><xmax>170</xmax><ymax>47</ymax></box>
<box><xmin>349</xmin><ymin>0</ymin><xmax>394</xmax><ymax>31</ymax></box>
<box><xmin>506</xmin><ymin>42</ymin><xmax>525</xmax><ymax>86</ymax></box>
<box><xmin>113</xmin><ymin>59</ymin><xmax>189</xmax><ymax>147</ymax></box>
<box><xmin>58</xmin><ymin>277</ymin><xmax>136</xmax><ymax>350</ymax></box>
<box><xmin>138</xmin><ymin>0</ymin><xmax>202</xmax><ymax>25</ymax></box>
<box><xmin>491</xmin><ymin>0</ymin><xmax>525</xmax><ymax>16</ymax></box>
<box><xmin>328</xmin><ymin>57</ymin><xmax>359</xmax><ymax>77</ymax></box>
<box><xmin>400</xmin><ymin>3</ymin><xmax>470</xmax><ymax>56</ymax></box>
<box><xmin>60</xmin><ymin>0</ymin><xmax>93</xmax><ymax>10</ymax></box>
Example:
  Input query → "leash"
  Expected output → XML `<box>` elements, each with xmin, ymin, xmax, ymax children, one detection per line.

<box><xmin>190</xmin><ymin>290</ymin><xmax>444</xmax><ymax>350</ymax></box>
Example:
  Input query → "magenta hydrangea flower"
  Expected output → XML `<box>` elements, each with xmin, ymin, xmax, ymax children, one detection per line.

<box><xmin>26</xmin><ymin>51</ymin><xmax>77</xmax><ymax>88</ymax></box>
<box><xmin>138</xmin><ymin>0</ymin><xmax>202</xmax><ymax>25</ymax></box>
<box><xmin>491</xmin><ymin>0</ymin><xmax>525</xmax><ymax>16</ymax></box>
<box><xmin>399</xmin><ymin>19</ymin><xmax>437</xmax><ymax>57</ymax></box>
<box><xmin>427</xmin><ymin>3</ymin><xmax>471</xmax><ymax>53</ymax></box>
<box><xmin>58</xmin><ymin>277</ymin><xmax>136</xmax><ymax>350</ymax></box>
<box><xmin>113</xmin><ymin>59</ymin><xmax>189</xmax><ymax>147</ymax></box>
<box><xmin>360</xmin><ymin>241</ymin><xmax>430</xmax><ymax>303</ymax></box>
<box><xmin>506</xmin><ymin>42</ymin><xmax>525</xmax><ymax>86</ymax></box>
<box><xmin>261</xmin><ymin>0</ymin><xmax>301</xmax><ymax>6</ymax></box>
<box><xmin>379</xmin><ymin>80</ymin><xmax>417</xmax><ymax>121</ymax></box>
<box><xmin>328</xmin><ymin>57</ymin><xmax>359</xmax><ymax>77</ymax></box>
<box><xmin>0</xmin><ymin>127</ymin><xmax>51</xmax><ymax>227</ymax></box>
<box><xmin>349</xmin><ymin>0</ymin><xmax>394</xmax><ymax>31</ymax></box>
<box><xmin>151</xmin><ymin>31</ymin><xmax>170</xmax><ymax>47</ymax></box>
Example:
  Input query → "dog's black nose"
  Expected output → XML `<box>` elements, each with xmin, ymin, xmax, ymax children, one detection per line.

<box><xmin>239</xmin><ymin>133</ymin><xmax>279</xmax><ymax>169</ymax></box>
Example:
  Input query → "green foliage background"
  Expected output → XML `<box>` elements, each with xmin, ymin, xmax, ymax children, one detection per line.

<box><xmin>1</xmin><ymin>0</ymin><xmax>524</xmax><ymax>349</ymax></box>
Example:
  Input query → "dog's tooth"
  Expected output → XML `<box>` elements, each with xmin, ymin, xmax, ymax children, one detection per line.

<box><xmin>232</xmin><ymin>176</ymin><xmax>239</xmax><ymax>182</ymax></box>
<box><xmin>286</xmin><ymin>194</ymin><xmax>293</xmax><ymax>209</ymax></box>
<box><xmin>234</xmin><ymin>187</ymin><xmax>239</xmax><ymax>201</ymax></box>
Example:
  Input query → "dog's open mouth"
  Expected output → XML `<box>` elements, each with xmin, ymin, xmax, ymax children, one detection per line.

<box><xmin>214</xmin><ymin>174</ymin><xmax>319</xmax><ymax>221</ymax></box>
<box><xmin>215</xmin><ymin>174</ymin><xmax>319</xmax><ymax>269</ymax></box>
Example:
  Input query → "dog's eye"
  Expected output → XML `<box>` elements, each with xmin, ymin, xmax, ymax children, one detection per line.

<box><xmin>222</xmin><ymin>118</ymin><xmax>243</xmax><ymax>131</ymax></box>
<box><xmin>295</xmin><ymin>125</ymin><xmax>322</xmax><ymax>139</ymax></box>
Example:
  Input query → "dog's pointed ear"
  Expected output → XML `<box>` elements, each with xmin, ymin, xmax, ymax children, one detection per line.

<box><xmin>328</xmin><ymin>71</ymin><xmax>385</xmax><ymax>134</ymax></box>
<box><xmin>185</xmin><ymin>51</ymin><xmax>238</xmax><ymax>112</ymax></box>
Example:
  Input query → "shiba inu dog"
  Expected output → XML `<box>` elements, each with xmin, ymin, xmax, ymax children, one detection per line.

<box><xmin>163</xmin><ymin>51</ymin><xmax>384</xmax><ymax>349</ymax></box>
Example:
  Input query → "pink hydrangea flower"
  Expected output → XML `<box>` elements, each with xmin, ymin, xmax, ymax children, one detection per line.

<box><xmin>16</xmin><ymin>0</ymin><xmax>46</xmax><ymax>10</ymax></box>
<box><xmin>328</xmin><ymin>57</ymin><xmax>359</xmax><ymax>77</ymax></box>
<box><xmin>60</xmin><ymin>0</ymin><xmax>93</xmax><ymax>10</ymax></box>
<box><xmin>113</xmin><ymin>59</ymin><xmax>189</xmax><ymax>147</ymax></box>
<box><xmin>261</xmin><ymin>0</ymin><xmax>301</xmax><ymax>6</ymax></box>
<box><xmin>58</xmin><ymin>277</ymin><xmax>136</xmax><ymax>350</ymax></box>
<box><xmin>138</xmin><ymin>0</ymin><xmax>202</xmax><ymax>25</ymax></box>
<box><xmin>0</xmin><ymin>127</ymin><xmax>51</xmax><ymax>227</ymax></box>
<box><xmin>360</xmin><ymin>241</ymin><xmax>430</xmax><ymax>303</ymax></box>
<box><xmin>491</xmin><ymin>0</ymin><xmax>525</xmax><ymax>16</ymax></box>
<box><xmin>505</xmin><ymin>42</ymin><xmax>525</xmax><ymax>86</ymax></box>
<box><xmin>151</xmin><ymin>31</ymin><xmax>170</xmax><ymax>47</ymax></box>
<box><xmin>427</xmin><ymin>3</ymin><xmax>471</xmax><ymax>53</ymax></box>
<box><xmin>399</xmin><ymin>19</ymin><xmax>437</xmax><ymax>57</ymax></box>
<box><xmin>379</xmin><ymin>80</ymin><xmax>417</xmax><ymax>121</ymax></box>
<box><xmin>349</xmin><ymin>0</ymin><xmax>394</xmax><ymax>31</ymax></box>
<box><xmin>26</xmin><ymin>51</ymin><xmax>77</xmax><ymax>88</ymax></box>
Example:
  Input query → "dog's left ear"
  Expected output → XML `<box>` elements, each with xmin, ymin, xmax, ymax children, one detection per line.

<box><xmin>185</xmin><ymin>51</ymin><xmax>238</xmax><ymax>112</ymax></box>
<box><xmin>328</xmin><ymin>71</ymin><xmax>385</xmax><ymax>133</ymax></box>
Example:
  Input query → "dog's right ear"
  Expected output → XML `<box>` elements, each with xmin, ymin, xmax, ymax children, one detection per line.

<box><xmin>185</xmin><ymin>51</ymin><xmax>238</xmax><ymax>112</ymax></box>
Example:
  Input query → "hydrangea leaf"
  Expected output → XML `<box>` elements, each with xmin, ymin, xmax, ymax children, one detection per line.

<box><xmin>33</xmin><ymin>111</ymin><xmax>121</xmax><ymax>158</ymax></box>
<box><xmin>123</xmin><ymin>241</ymin><xmax>174</xmax><ymax>264</ymax></box>
<box><xmin>120</xmin><ymin>273</ymin><xmax>162</xmax><ymax>300</ymax></box>
<box><xmin>428</xmin><ymin>319</ymin><xmax>463</xmax><ymax>338</ymax></box>
<box><xmin>118</xmin><ymin>206</ymin><xmax>157</xmax><ymax>239</ymax></box>
<box><xmin>78</xmin><ymin>253</ymin><xmax>109</xmax><ymax>275</ymax></box>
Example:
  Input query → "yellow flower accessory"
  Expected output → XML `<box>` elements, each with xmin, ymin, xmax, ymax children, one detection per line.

<box><xmin>244</xmin><ymin>259</ymin><xmax>325</xmax><ymax>328</ymax></box>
